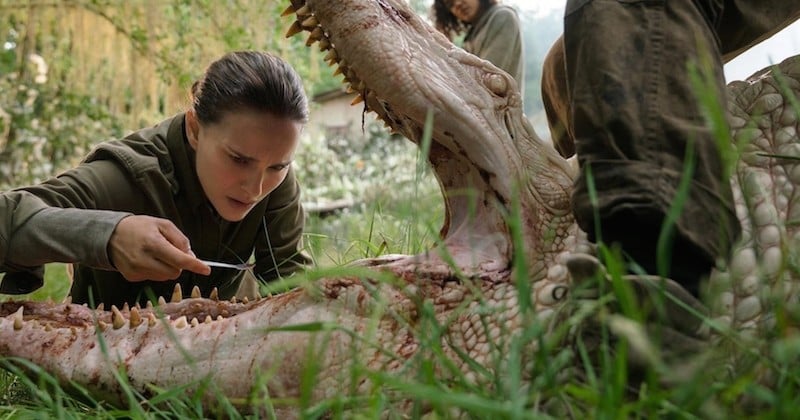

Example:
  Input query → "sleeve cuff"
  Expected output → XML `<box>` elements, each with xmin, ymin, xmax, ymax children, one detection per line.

<box><xmin>6</xmin><ymin>207</ymin><xmax>132</xmax><ymax>270</ymax></box>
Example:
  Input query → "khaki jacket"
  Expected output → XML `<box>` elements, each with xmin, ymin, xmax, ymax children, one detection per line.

<box><xmin>463</xmin><ymin>4</ymin><xmax>525</xmax><ymax>92</ymax></box>
<box><xmin>0</xmin><ymin>113</ymin><xmax>309</xmax><ymax>306</ymax></box>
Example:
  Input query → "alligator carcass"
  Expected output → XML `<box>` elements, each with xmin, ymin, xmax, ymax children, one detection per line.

<box><xmin>1</xmin><ymin>0</ymin><xmax>799</xmax><ymax>415</ymax></box>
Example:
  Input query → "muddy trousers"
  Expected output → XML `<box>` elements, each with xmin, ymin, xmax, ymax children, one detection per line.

<box><xmin>563</xmin><ymin>0</ymin><xmax>800</xmax><ymax>295</ymax></box>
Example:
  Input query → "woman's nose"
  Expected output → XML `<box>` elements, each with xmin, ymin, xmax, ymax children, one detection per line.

<box><xmin>242</xmin><ymin>171</ymin><xmax>266</xmax><ymax>198</ymax></box>
<box><xmin>242</xmin><ymin>170</ymin><xmax>282</xmax><ymax>198</ymax></box>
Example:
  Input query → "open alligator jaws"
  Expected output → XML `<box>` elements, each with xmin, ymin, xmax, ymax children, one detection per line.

<box><xmin>2</xmin><ymin>0</ymin><xmax>800</xmax><ymax>414</ymax></box>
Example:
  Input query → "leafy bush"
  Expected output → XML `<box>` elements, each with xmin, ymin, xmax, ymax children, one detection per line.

<box><xmin>0</xmin><ymin>36</ymin><xmax>123</xmax><ymax>189</ymax></box>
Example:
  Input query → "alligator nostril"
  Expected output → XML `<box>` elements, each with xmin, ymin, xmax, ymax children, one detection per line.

<box><xmin>485</xmin><ymin>73</ymin><xmax>507</xmax><ymax>97</ymax></box>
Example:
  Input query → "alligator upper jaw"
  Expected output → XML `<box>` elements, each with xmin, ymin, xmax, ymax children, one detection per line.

<box><xmin>0</xmin><ymin>284</ymin><xmax>262</xmax><ymax>330</ymax></box>
<box><xmin>288</xmin><ymin>0</ymin><xmax>524</xmax><ymax>155</ymax></box>
<box><xmin>285</xmin><ymin>0</ymin><xmax>577</xmax><ymax>275</ymax></box>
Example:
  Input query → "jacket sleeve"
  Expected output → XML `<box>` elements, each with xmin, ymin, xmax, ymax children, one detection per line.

<box><xmin>0</xmin><ymin>159</ymin><xmax>135</xmax><ymax>293</ymax></box>
<box><xmin>253</xmin><ymin>167</ymin><xmax>311</xmax><ymax>281</ymax></box>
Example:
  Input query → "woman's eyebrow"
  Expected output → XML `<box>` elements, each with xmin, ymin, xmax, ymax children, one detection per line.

<box><xmin>269</xmin><ymin>160</ymin><xmax>293</xmax><ymax>168</ymax></box>
<box><xmin>226</xmin><ymin>145</ymin><xmax>293</xmax><ymax>166</ymax></box>
<box><xmin>226</xmin><ymin>146</ymin><xmax>255</xmax><ymax>160</ymax></box>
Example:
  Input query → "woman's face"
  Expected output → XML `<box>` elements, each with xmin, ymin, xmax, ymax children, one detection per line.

<box><xmin>448</xmin><ymin>0</ymin><xmax>482</xmax><ymax>23</ymax></box>
<box><xmin>187</xmin><ymin>109</ymin><xmax>302</xmax><ymax>222</ymax></box>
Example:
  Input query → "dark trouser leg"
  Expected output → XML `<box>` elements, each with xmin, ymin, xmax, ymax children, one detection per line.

<box><xmin>564</xmin><ymin>0</ymin><xmax>742</xmax><ymax>296</ymax></box>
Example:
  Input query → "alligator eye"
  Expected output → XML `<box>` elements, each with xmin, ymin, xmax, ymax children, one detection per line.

<box><xmin>485</xmin><ymin>73</ymin><xmax>508</xmax><ymax>97</ymax></box>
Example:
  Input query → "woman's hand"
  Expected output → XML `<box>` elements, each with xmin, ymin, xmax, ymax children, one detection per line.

<box><xmin>107</xmin><ymin>215</ymin><xmax>211</xmax><ymax>281</ymax></box>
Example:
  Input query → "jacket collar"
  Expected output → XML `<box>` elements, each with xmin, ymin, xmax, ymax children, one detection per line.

<box><xmin>165</xmin><ymin>113</ymin><xmax>210</xmax><ymax>213</ymax></box>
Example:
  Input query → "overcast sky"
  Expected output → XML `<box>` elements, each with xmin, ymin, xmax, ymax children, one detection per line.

<box><xmin>503</xmin><ymin>0</ymin><xmax>800</xmax><ymax>81</ymax></box>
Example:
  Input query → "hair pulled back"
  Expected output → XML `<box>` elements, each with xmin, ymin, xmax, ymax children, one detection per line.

<box><xmin>191</xmin><ymin>51</ymin><xmax>308</xmax><ymax>125</ymax></box>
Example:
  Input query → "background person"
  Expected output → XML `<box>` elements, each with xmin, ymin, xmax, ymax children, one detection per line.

<box><xmin>432</xmin><ymin>0</ymin><xmax>525</xmax><ymax>92</ymax></box>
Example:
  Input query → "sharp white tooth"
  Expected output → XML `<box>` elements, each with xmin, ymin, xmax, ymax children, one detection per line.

<box><xmin>147</xmin><ymin>313</ymin><xmax>157</xmax><ymax>327</ymax></box>
<box><xmin>63</xmin><ymin>296</ymin><xmax>72</xmax><ymax>305</ymax></box>
<box><xmin>146</xmin><ymin>301</ymin><xmax>154</xmax><ymax>309</ymax></box>
<box><xmin>230</xmin><ymin>297</ymin><xmax>238</xmax><ymax>304</ymax></box>
<box><xmin>122</xmin><ymin>302</ymin><xmax>130</xmax><ymax>312</ymax></box>
<box><xmin>351</xmin><ymin>94</ymin><xmax>364</xmax><ymax>105</ymax></box>
<box><xmin>301</xmin><ymin>16</ymin><xmax>318</xmax><ymax>28</ymax></box>
<box><xmin>285</xmin><ymin>21</ymin><xmax>303</xmax><ymax>38</ymax></box>
<box><xmin>311</xmin><ymin>26</ymin><xmax>324</xmax><ymax>39</ymax></box>
<box><xmin>171</xmin><ymin>284</ymin><xmax>183</xmax><ymax>303</ymax></box>
<box><xmin>111</xmin><ymin>305</ymin><xmax>125</xmax><ymax>329</ymax></box>
<box><xmin>130</xmin><ymin>307</ymin><xmax>142</xmax><ymax>328</ymax></box>
<box><xmin>280</xmin><ymin>4</ymin><xmax>295</xmax><ymax>17</ymax></box>
<box><xmin>96</xmin><ymin>303</ymin><xmax>104</xmax><ymax>312</ymax></box>
<box><xmin>204</xmin><ymin>315</ymin><xmax>213</xmax><ymax>324</ymax></box>
<box><xmin>174</xmin><ymin>316</ymin><xmax>188</xmax><ymax>329</ymax></box>
<box><xmin>324</xmin><ymin>49</ymin><xmax>338</xmax><ymax>64</ymax></box>
<box><xmin>210</xmin><ymin>288</ymin><xmax>219</xmax><ymax>301</ymax></box>
<box><xmin>191</xmin><ymin>285</ymin><xmax>201</xmax><ymax>299</ymax></box>
<box><xmin>158</xmin><ymin>296</ymin><xmax>167</xmax><ymax>306</ymax></box>
<box><xmin>191</xmin><ymin>317</ymin><xmax>199</xmax><ymax>327</ymax></box>
<box><xmin>306</xmin><ymin>27</ymin><xmax>324</xmax><ymax>46</ymax></box>
<box><xmin>296</xmin><ymin>4</ymin><xmax>311</xmax><ymax>17</ymax></box>
<box><xmin>12</xmin><ymin>306</ymin><xmax>24</xmax><ymax>331</ymax></box>
<box><xmin>319</xmin><ymin>38</ymin><xmax>331</xmax><ymax>51</ymax></box>
<box><xmin>216</xmin><ymin>315</ymin><xmax>224</xmax><ymax>321</ymax></box>
<box><xmin>97</xmin><ymin>320</ymin><xmax>109</xmax><ymax>331</ymax></box>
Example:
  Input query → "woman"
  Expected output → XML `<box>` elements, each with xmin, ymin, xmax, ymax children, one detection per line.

<box><xmin>0</xmin><ymin>51</ymin><xmax>310</xmax><ymax>307</ymax></box>
<box><xmin>432</xmin><ymin>0</ymin><xmax>525</xmax><ymax>90</ymax></box>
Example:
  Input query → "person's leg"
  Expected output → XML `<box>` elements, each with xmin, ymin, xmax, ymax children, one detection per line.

<box><xmin>563</xmin><ymin>0</ymin><xmax>740</xmax><ymax>295</ymax></box>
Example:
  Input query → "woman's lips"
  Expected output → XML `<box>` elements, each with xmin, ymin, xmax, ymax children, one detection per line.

<box><xmin>228</xmin><ymin>197</ymin><xmax>255</xmax><ymax>208</ymax></box>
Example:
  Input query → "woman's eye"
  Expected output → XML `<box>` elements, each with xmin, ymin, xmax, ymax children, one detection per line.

<box><xmin>231</xmin><ymin>155</ymin><xmax>248</xmax><ymax>165</ymax></box>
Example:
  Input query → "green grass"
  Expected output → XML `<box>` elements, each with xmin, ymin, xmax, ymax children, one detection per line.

<box><xmin>1</xmin><ymin>204</ymin><xmax>800</xmax><ymax>418</ymax></box>
<box><xmin>0</xmin><ymin>264</ymin><xmax>71</xmax><ymax>303</ymax></box>
<box><xmin>304</xmin><ymin>189</ymin><xmax>444</xmax><ymax>266</ymax></box>
<box><xmin>2</xmin><ymin>255</ymin><xmax>800</xmax><ymax>419</ymax></box>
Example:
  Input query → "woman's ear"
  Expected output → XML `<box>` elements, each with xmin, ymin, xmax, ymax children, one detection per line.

<box><xmin>185</xmin><ymin>109</ymin><xmax>200</xmax><ymax>151</ymax></box>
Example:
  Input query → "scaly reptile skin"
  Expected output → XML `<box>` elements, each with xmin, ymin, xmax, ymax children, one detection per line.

<box><xmin>710</xmin><ymin>61</ymin><xmax>800</xmax><ymax>334</ymax></box>
<box><xmin>0</xmin><ymin>0</ymin><xmax>798</xmax><ymax>413</ymax></box>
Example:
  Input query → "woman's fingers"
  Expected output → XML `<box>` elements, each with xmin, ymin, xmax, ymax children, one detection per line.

<box><xmin>108</xmin><ymin>215</ymin><xmax>211</xmax><ymax>281</ymax></box>
<box><xmin>156</xmin><ymin>221</ymin><xmax>212</xmax><ymax>276</ymax></box>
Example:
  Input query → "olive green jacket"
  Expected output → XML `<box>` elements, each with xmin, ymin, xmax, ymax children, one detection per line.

<box><xmin>0</xmin><ymin>113</ymin><xmax>309</xmax><ymax>306</ymax></box>
<box><xmin>463</xmin><ymin>4</ymin><xmax>525</xmax><ymax>93</ymax></box>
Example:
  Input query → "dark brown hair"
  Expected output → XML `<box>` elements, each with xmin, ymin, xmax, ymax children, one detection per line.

<box><xmin>431</xmin><ymin>0</ymin><xmax>499</xmax><ymax>40</ymax></box>
<box><xmin>190</xmin><ymin>51</ymin><xmax>308</xmax><ymax>124</ymax></box>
